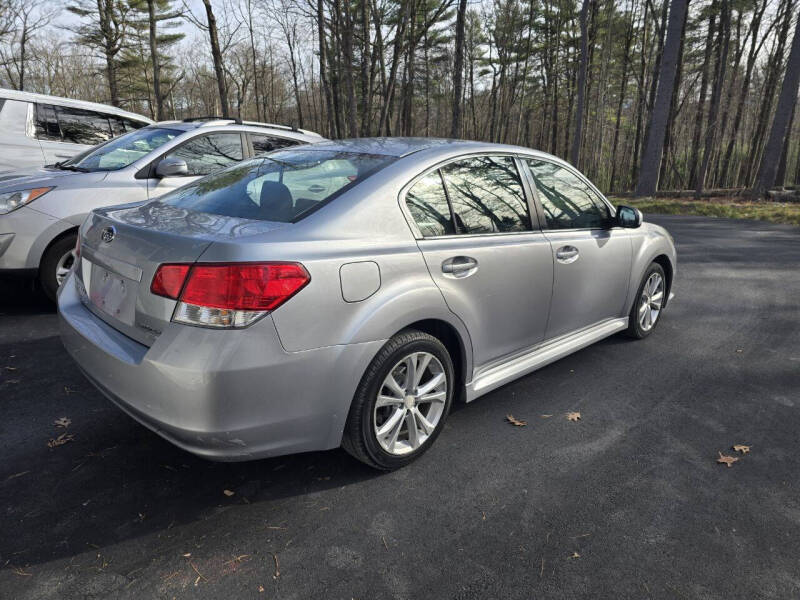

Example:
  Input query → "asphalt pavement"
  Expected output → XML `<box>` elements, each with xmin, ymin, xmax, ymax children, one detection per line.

<box><xmin>0</xmin><ymin>215</ymin><xmax>798</xmax><ymax>599</ymax></box>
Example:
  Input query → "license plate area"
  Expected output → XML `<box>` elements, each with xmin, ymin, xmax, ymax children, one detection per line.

<box><xmin>87</xmin><ymin>260</ymin><xmax>138</xmax><ymax>326</ymax></box>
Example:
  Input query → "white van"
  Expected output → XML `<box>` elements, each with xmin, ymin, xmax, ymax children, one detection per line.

<box><xmin>0</xmin><ymin>89</ymin><xmax>153</xmax><ymax>173</ymax></box>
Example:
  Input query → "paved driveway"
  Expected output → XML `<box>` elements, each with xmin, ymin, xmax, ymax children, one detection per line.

<box><xmin>1</xmin><ymin>216</ymin><xmax>798</xmax><ymax>599</ymax></box>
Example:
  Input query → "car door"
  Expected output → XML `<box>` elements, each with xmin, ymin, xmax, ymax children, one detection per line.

<box><xmin>147</xmin><ymin>132</ymin><xmax>245</xmax><ymax>199</ymax></box>
<box><xmin>523</xmin><ymin>158</ymin><xmax>632</xmax><ymax>340</ymax></box>
<box><xmin>405</xmin><ymin>155</ymin><xmax>554</xmax><ymax>371</ymax></box>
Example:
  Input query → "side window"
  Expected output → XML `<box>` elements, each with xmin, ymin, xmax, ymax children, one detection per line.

<box><xmin>57</xmin><ymin>107</ymin><xmax>112</xmax><ymax>145</ymax></box>
<box><xmin>35</xmin><ymin>104</ymin><xmax>62</xmax><ymax>141</ymax></box>
<box><xmin>405</xmin><ymin>170</ymin><xmax>455</xmax><ymax>237</ymax></box>
<box><xmin>441</xmin><ymin>156</ymin><xmax>531</xmax><ymax>234</ymax></box>
<box><xmin>526</xmin><ymin>160</ymin><xmax>611</xmax><ymax>229</ymax></box>
<box><xmin>250</xmin><ymin>133</ymin><xmax>298</xmax><ymax>155</ymax></box>
<box><xmin>165</xmin><ymin>133</ymin><xmax>244</xmax><ymax>176</ymax></box>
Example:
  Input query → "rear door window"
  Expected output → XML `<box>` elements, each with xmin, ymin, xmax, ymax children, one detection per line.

<box><xmin>164</xmin><ymin>132</ymin><xmax>244</xmax><ymax>176</ymax></box>
<box><xmin>405</xmin><ymin>171</ymin><xmax>455</xmax><ymax>237</ymax></box>
<box><xmin>250</xmin><ymin>133</ymin><xmax>298</xmax><ymax>155</ymax></box>
<box><xmin>441</xmin><ymin>156</ymin><xmax>531</xmax><ymax>234</ymax></box>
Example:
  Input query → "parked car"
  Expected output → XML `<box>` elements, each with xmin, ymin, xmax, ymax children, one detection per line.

<box><xmin>0</xmin><ymin>118</ymin><xmax>324</xmax><ymax>299</ymax></box>
<box><xmin>0</xmin><ymin>88</ymin><xmax>153</xmax><ymax>172</ymax></box>
<box><xmin>58</xmin><ymin>138</ymin><xmax>677</xmax><ymax>470</ymax></box>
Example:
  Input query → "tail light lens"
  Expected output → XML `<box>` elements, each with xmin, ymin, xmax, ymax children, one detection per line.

<box><xmin>151</xmin><ymin>262</ymin><xmax>310</xmax><ymax>328</ymax></box>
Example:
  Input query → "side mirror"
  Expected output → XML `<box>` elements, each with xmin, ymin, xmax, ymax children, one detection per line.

<box><xmin>616</xmin><ymin>205</ymin><xmax>642</xmax><ymax>228</ymax></box>
<box><xmin>155</xmin><ymin>157</ymin><xmax>188</xmax><ymax>178</ymax></box>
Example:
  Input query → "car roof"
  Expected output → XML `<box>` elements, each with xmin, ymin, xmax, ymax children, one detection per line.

<box><xmin>300</xmin><ymin>137</ymin><xmax>565</xmax><ymax>162</ymax></box>
<box><xmin>0</xmin><ymin>88</ymin><xmax>153</xmax><ymax>123</ymax></box>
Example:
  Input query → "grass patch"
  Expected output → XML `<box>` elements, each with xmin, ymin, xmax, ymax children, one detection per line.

<box><xmin>609</xmin><ymin>197</ymin><xmax>800</xmax><ymax>226</ymax></box>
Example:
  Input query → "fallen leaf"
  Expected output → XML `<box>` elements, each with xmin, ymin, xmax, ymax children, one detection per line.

<box><xmin>733</xmin><ymin>444</ymin><xmax>751</xmax><ymax>454</ymax></box>
<box><xmin>271</xmin><ymin>553</ymin><xmax>280</xmax><ymax>579</ymax></box>
<box><xmin>540</xmin><ymin>414</ymin><xmax>553</xmax><ymax>418</ymax></box>
<box><xmin>735</xmin><ymin>349</ymin><xmax>743</xmax><ymax>353</ymax></box>
<box><xmin>47</xmin><ymin>433</ymin><xmax>75</xmax><ymax>448</ymax></box>
<box><xmin>568</xmin><ymin>551</ymin><xmax>580</xmax><ymax>559</ymax></box>
<box><xmin>182</xmin><ymin>553</ymin><xmax>191</xmax><ymax>558</ymax></box>
<box><xmin>223</xmin><ymin>489</ymin><xmax>235</xmax><ymax>497</ymax></box>
<box><xmin>54</xmin><ymin>417</ymin><xmax>71</xmax><ymax>428</ymax></box>
<box><xmin>258</xmin><ymin>585</ymin><xmax>265</xmax><ymax>593</ymax></box>
<box><xmin>566</xmin><ymin>411</ymin><xmax>581</xmax><ymax>422</ymax></box>
<box><xmin>506</xmin><ymin>414</ymin><xmax>527</xmax><ymax>427</ymax></box>
<box><xmin>717</xmin><ymin>451</ymin><xmax>739</xmax><ymax>468</ymax></box>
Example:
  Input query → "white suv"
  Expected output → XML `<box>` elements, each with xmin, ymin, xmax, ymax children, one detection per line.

<box><xmin>0</xmin><ymin>88</ymin><xmax>153</xmax><ymax>172</ymax></box>
<box><xmin>0</xmin><ymin>117</ymin><xmax>324</xmax><ymax>299</ymax></box>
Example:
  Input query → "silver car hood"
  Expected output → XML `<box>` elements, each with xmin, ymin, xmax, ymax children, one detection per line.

<box><xmin>0</xmin><ymin>167</ymin><xmax>107</xmax><ymax>191</ymax></box>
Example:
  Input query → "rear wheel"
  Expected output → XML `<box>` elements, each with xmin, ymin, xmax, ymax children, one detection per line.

<box><xmin>342</xmin><ymin>329</ymin><xmax>454</xmax><ymax>470</ymax></box>
<box><xmin>626</xmin><ymin>262</ymin><xmax>666</xmax><ymax>339</ymax></box>
<box><xmin>39</xmin><ymin>233</ymin><xmax>77</xmax><ymax>303</ymax></box>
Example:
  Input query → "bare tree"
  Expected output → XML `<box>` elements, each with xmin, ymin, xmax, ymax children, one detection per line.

<box><xmin>0</xmin><ymin>0</ymin><xmax>54</xmax><ymax>90</ymax></box>
<box><xmin>634</xmin><ymin>0</ymin><xmax>689</xmax><ymax>197</ymax></box>
<box><xmin>751</xmin><ymin>11</ymin><xmax>800</xmax><ymax>197</ymax></box>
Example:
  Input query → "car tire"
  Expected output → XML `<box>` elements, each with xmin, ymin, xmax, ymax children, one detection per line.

<box><xmin>342</xmin><ymin>329</ymin><xmax>455</xmax><ymax>470</ymax></box>
<box><xmin>625</xmin><ymin>262</ymin><xmax>667</xmax><ymax>339</ymax></box>
<box><xmin>39</xmin><ymin>233</ymin><xmax>77</xmax><ymax>303</ymax></box>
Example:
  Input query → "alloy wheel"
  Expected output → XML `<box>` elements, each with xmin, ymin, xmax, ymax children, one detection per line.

<box><xmin>373</xmin><ymin>351</ymin><xmax>447</xmax><ymax>456</ymax></box>
<box><xmin>638</xmin><ymin>272</ymin><xmax>664</xmax><ymax>332</ymax></box>
<box><xmin>55</xmin><ymin>249</ymin><xmax>76</xmax><ymax>286</ymax></box>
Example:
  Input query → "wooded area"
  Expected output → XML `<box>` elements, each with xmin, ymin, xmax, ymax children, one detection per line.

<box><xmin>0</xmin><ymin>0</ymin><xmax>798</xmax><ymax>196</ymax></box>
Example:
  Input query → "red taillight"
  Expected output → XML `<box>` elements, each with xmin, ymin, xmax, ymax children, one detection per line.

<box><xmin>181</xmin><ymin>263</ymin><xmax>310</xmax><ymax>311</ymax></box>
<box><xmin>151</xmin><ymin>262</ymin><xmax>310</xmax><ymax>311</ymax></box>
<box><xmin>151</xmin><ymin>264</ymin><xmax>191</xmax><ymax>299</ymax></box>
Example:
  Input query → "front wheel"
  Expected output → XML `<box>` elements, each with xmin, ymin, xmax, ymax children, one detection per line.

<box><xmin>626</xmin><ymin>262</ymin><xmax>666</xmax><ymax>339</ymax></box>
<box><xmin>39</xmin><ymin>234</ymin><xmax>77</xmax><ymax>303</ymax></box>
<box><xmin>342</xmin><ymin>330</ymin><xmax>454</xmax><ymax>470</ymax></box>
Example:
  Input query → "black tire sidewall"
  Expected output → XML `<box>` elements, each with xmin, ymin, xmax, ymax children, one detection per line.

<box><xmin>629</xmin><ymin>262</ymin><xmax>666</xmax><ymax>338</ymax></box>
<box><xmin>40</xmin><ymin>234</ymin><xmax>77</xmax><ymax>303</ymax></box>
<box><xmin>358</xmin><ymin>335</ymin><xmax>454</xmax><ymax>470</ymax></box>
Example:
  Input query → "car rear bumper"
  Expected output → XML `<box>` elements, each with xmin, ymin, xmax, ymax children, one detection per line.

<box><xmin>58</xmin><ymin>270</ymin><xmax>383</xmax><ymax>461</ymax></box>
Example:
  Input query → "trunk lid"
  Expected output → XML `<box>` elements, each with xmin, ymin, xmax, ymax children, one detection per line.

<box><xmin>77</xmin><ymin>200</ymin><xmax>287</xmax><ymax>345</ymax></box>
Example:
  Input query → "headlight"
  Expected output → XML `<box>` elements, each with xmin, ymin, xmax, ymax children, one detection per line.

<box><xmin>0</xmin><ymin>187</ymin><xmax>54</xmax><ymax>215</ymax></box>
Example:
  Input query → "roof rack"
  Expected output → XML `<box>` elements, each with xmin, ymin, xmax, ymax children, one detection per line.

<box><xmin>182</xmin><ymin>116</ymin><xmax>243</xmax><ymax>125</ymax></box>
<box><xmin>240</xmin><ymin>120</ymin><xmax>321</xmax><ymax>137</ymax></box>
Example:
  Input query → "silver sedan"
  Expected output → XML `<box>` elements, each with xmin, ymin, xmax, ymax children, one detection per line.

<box><xmin>58</xmin><ymin>138</ymin><xmax>676</xmax><ymax>470</ymax></box>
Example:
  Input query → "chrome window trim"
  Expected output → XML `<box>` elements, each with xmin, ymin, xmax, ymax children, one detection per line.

<box><xmin>398</xmin><ymin>151</ymin><xmax>541</xmax><ymax>240</ymax></box>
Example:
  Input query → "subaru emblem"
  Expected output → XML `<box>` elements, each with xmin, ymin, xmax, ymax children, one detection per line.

<box><xmin>101</xmin><ymin>226</ymin><xmax>116</xmax><ymax>243</ymax></box>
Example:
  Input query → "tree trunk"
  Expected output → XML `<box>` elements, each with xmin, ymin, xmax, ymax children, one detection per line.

<box><xmin>609</xmin><ymin>0</ymin><xmax>635</xmax><ymax>192</ymax></box>
<box><xmin>719</xmin><ymin>0</ymin><xmax>767</xmax><ymax>187</ymax></box>
<box><xmin>776</xmin><ymin>98</ymin><xmax>796</xmax><ymax>185</ymax></box>
<box><xmin>634</xmin><ymin>0</ymin><xmax>689</xmax><ymax>196</ymax></box>
<box><xmin>688</xmin><ymin>5</ymin><xmax>716</xmax><ymax>189</ymax></box>
<box><xmin>752</xmin><ymin>17</ymin><xmax>800</xmax><ymax>196</ymax></box>
<box><xmin>450</xmin><ymin>0</ymin><xmax>467</xmax><ymax>138</ymax></box>
<box><xmin>745</xmin><ymin>0</ymin><xmax>794</xmax><ymax>185</ymax></box>
<box><xmin>201</xmin><ymin>0</ymin><xmax>230</xmax><ymax>118</ymax></box>
<box><xmin>317</xmin><ymin>0</ymin><xmax>335</xmax><ymax>137</ymax></box>
<box><xmin>659</xmin><ymin>4</ymin><xmax>688</xmax><ymax>189</ymax></box>
<box><xmin>146</xmin><ymin>0</ymin><xmax>164</xmax><ymax>120</ymax></box>
<box><xmin>570</xmin><ymin>0</ymin><xmax>590</xmax><ymax>167</ymax></box>
<box><xmin>695</xmin><ymin>0</ymin><xmax>730</xmax><ymax>198</ymax></box>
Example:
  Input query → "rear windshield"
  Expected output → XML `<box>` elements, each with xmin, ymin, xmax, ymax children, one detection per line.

<box><xmin>161</xmin><ymin>149</ymin><xmax>395</xmax><ymax>222</ymax></box>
